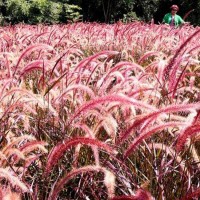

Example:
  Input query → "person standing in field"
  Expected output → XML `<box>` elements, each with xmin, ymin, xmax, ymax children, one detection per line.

<box><xmin>162</xmin><ymin>5</ymin><xmax>185</xmax><ymax>27</ymax></box>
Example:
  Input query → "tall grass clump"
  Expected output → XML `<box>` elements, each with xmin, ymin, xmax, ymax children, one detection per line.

<box><xmin>0</xmin><ymin>22</ymin><xmax>199</xmax><ymax>199</ymax></box>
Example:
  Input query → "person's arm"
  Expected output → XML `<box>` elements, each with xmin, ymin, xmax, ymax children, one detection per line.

<box><xmin>179</xmin><ymin>16</ymin><xmax>185</xmax><ymax>25</ymax></box>
<box><xmin>177</xmin><ymin>15</ymin><xmax>190</xmax><ymax>27</ymax></box>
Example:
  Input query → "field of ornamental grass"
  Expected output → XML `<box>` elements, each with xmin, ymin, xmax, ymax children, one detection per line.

<box><xmin>0</xmin><ymin>21</ymin><xmax>200</xmax><ymax>200</ymax></box>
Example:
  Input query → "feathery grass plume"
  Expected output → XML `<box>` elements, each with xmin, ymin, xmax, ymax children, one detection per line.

<box><xmin>48</xmin><ymin>165</ymin><xmax>115</xmax><ymax>200</ymax></box>
<box><xmin>0</xmin><ymin>187</ymin><xmax>2</xmax><ymax>200</ymax></box>
<box><xmin>111</xmin><ymin>189</ymin><xmax>152</xmax><ymax>200</ymax></box>
<box><xmin>163</xmin><ymin>29</ymin><xmax>200</xmax><ymax>82</ymax></box>
<box><xmin>72</xmin><ymin>143</ymin><xmax>82</xmax><ymax>168</ymax></box>
<box><xmin>24</xmin><ymin>154</ymin><xmax>42</xmax><ymax>169</ymax></box>
<box><xmin>47</xmin><ymin>29</ymin><xmax>57</xmax><ymax>45</ymax></box>
<box><xmin>67</xmin><ymin>94</ymin><xmax>156</xmax><ymax>126</ymax></box>
<box><xmin>13</xmin><ymin>44</ymin><xmax>54</xmax><ymax>76</ymax></box>
<box><xmin>85</xmin><ymin>58</ymin><xmax>113</xmax><ymax>86</ymax></box>
<box><xmin>100</xmin><ymin>114</ymin><xmax>118</xmax><ymax>142</ymax></box>
<box><xmin>176</xmin><ymin>124</ymin><xmax>200</xmax><ymax>151</ymax></box>
<box><xmin>53</xmin><ymin>84</ymin><xmax>95</xmax><ymax>104</ymax></box>
<box><xmin>138</xmin><ymin>51</ymin><xmax>160</xmax><ymax>64</ymax></box>
<box><xmin>44</xmin><ymin>69</ymin><xmax>69</xmax><ymax>96</ymax></box>
<box><xmin>97</xmin><ymin>61</ymin><xmax>145</xmax><ymax>87</ymax></box>
<box><xmin>2</xmin><ymin>148</ymin><xmax>25</xmax><ymax>164</ymax></box>
<box><xmin>1</xmin><ymin>88</ymin><xmax>37</xmax><ymax>101</ymax></box>
<box><xmin>97</xmin><ymin>73</ymin><xmax>124</xmax><ymax>95</ymax></box>
<box><xmin>1</xmin><ymin>188</ymin><xmax>21</xmax><ymax>200</ymax></box>
<box><xmin>48</xmin><ymin>50</ymin><xmax>69</xmax><ymax>79</ymax></box>
<box><xmin>49</xmin><ymin>48</ymin><xmax>83</xmax><ymax>79</ymax></box>
<box><xmin>170</xmin><ymin>61</ymin><xmax>189</xmax><ymax>98</ymax></box>
<box><xmin>118</xmin><ymin>103</ymin><xmax>200</xmax><ymax>144</ymax></box>
<box><xmin>0</xmin><ymin>79</ymin><xmax>17</xmax><ymax>100</ymax></box>
<box><xmin>32</xmin><ymin>31</ymin><xmax>49</xmax><ymax>42</ymax></box>
<box><xmin>20</xmin><ymin>141</ymin><xmax>48</xmax><ymax>155</ymax></box>
<box><xmin>3</xmin><ymin>135</ymin><xmax>36</xmax><ymax>153</ymax></box>
<box><xmin>1</xmin><ymin>88</ymin><xmax>58</xmax><ymax>117</ymax></box>
<box><xmin>104</xmin><ymin>170</ymin><xmax>116</xmax><ymax>199</ymax></box>
<box><xmin>45</xmin><ymin>137</ymin><xmax>117</xmax><ymax>175</ymax></box>
<box><xmin>128</xmin><ymin>88</ymin><xmax>154</xmax><ymax>98</ymax></box>
<box><xmin>72</xmin><ymin>124</ymin><xmax>100</xmax><ymax>167</ymax></box>
<box><xmin>4</xmin><ymin>54</ymin><xmax>12</xmax><ymax>78</ymax></box>
<box><xmin>180</xmin><ymin>187</ymin><xmax>200</xmax><ymax>200</ymax></box>
<box><xmin>168</xmin><ymin>56</ymin><xmax>185</xmax><ymax>94</ymax></box>
<box><xmin>70</xmin><ymin>50</ymin><xmax>119</xmax><ymax>80</ymax></box>
<box><xmin>124</xmin><ymin>122</ymin><xmax>187</xmax><ymax>158</ymax></box>
<box><xmin>19</xmin><ymin>60</ymin><xmax>49</xmax><ymax>78</ymax></box>
<box><xmin>0</xmin><ymin>168</ymin><xmax>28</xmax><ymax>192</ymax></box>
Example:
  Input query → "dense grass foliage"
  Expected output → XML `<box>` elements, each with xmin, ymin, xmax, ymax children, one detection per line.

<box><xmin>0</xmin><ymin>22</ymin><xmax>200</xmax><ymax>199</ymax></box>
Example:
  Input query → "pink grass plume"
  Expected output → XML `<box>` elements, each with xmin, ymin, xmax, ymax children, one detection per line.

<box><xmin>45</xmin><ymin>137</ymin><xmax>117</xmax><ymax>176</ymax></box>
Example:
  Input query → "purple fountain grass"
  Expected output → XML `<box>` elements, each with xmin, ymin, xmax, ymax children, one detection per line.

<box><xmin>49</xmin><ymin>48</ymin><xmax>83</xmax><ymax>79</ymax></box>
<box><xmin>32</xmin><ymin>31</ymin><xmax>50</xmax><ymax>43</ymax></box>
<box><xmin>72</xmin><ymin>124</ymin><xmax>100</xmax><ymax>167</ymax></box>
<box><xmin>0</xmin><ymin>168</ymin><xmax>29</xmax><ymax>192</ymax></box>
<box><xmin>168</xmin><ymin>56</ymin><xmax>185</xmax><ymax>93</ymax></box>
<box><xmin>85</xmin><ymin>61</ymin><xmax>106</xmax><ymax>86</ymax></box>
<box><xmin>97</xmin><ymin>71</ymin><xmax>125</xmax><ymax>95</ymax></box>
<box><xmin>2</xmin><ymin>148</ymin><xmax>25</xmax><ymax>165</ymax></box>
<box><xmin>1</xmin><ymin>88</ymin><xmax>57</xmax><ymax>116</ymax></box>
<box><xmin>3</xmin><ymin>135</ymin><xmax>36</xmax><ymax>153</ymax></box>
<box><xmin>45</xmin><ymin>137</ymin><xmax>117</xmax><ymax>176</ymax></box>
<box><xmin>48</xmin><ymin>165</ymin><xmax>115</xmax><ymax>200</ymax></box>
<box><xmin>44</xmin><ymin>69</ymin><xmax>70</xmax><ymax>96</ymax></box>
<box><xmin>124</xmin><ymin>122</ymin><xmax>187</xmax><ymax>158</ymax></box>
<box><xmin>118</xmin><ymin>102</ymin><xmax>200</xmax><ymax>144</ymax></box>
<box><xmin>73</xmin><ymin>123</ymin><xmax>96</xmax><ymax>138</ymax></box>
<box><xmin>138</xmin><ymin>51</ymin><xmax>160</xmax><ymax>65</ymax></box>
<box><xmin>0</xmin><ymin>79</ymin><xmax>17</xmax><ymax>99</ymax></box>
<box><xmin>67</xmin><ymin>94</ymin><xmax>157</xmax><ymax>126</ymax></box>
<box><xmin>163</xmin><ymin>28</ymin><xmax>200</xmax><ymax>83</ymax></box>
<box><xmin>170</xmin><ymin>61</ymin><xmax>189</xmax><ymax>98</ymax></box>
<box><xmin>19</xmin><ymin>60</ymin><xmax>46</xmax><ymax>78</ymax></box>
<box><xmin>111</xmin><ymin>189</ymin><xmax>152</xmax><ymax>200</ymax></box>
<box><xmin>47</xmin><ymin>29</ymin><xmax>57</xmax><ymax>45</ymax></box>
<box><xmin>176</xmin><ymin>124</ymin><xmax>200</xmax><ymax>152</ymax></box>
<box><xmin>0</xmin><ymin>21</ymin><xmax>200</xmax><ymax>199</ymax></box>
<box><xmin>180</xmin><ymin>187</ymin><xmax>200</xmax><ymax>200</ymax></box>
<box><xmin>128</xmin><ymin>88</ymin><xmax>154</xmax><ymax>98</ymax></box>
<box><xmin>147</xmin><ymin>143</ymin><xmax>190</xmax><ymax>177</ymax></box>
<box><xmin>69</xmin><ymin>50</ymin><xmax>119</xmax><ymax>83</ymax></box>
<box><xmin>20</xmin><ymin>140</ymin><xmax>48</xmax><ymax>154</ymax></box>
<box><xmin>13</xmin><ymin>44</ymin><xmax>54</xmax><ymax>76</ymax></box>
<box><xmin>0</xmin><ymin>99</ymin><xmax>33</xmax><ymax>120</ymax></box>
<box><xmin>53</xmin><ymin>84</ymin><xmax>95</xmax><ymax>104</ymax></box>
<box><xmin>101</xmin><ymin>62</ymin><xmax>145</xmax><ymax>85</ymax></box>
<box><xmin>4</xmin><ymin>54</ymin><xmax>12</xmax><ymax>78</ymax></box>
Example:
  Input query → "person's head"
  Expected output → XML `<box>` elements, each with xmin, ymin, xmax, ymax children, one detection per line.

<box><xmin>170</xmin><ymin>5</ymin><xmax>179</xmax><ymax>15</ymax></box>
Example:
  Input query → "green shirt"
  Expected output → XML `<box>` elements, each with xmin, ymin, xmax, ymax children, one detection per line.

<box><xmin>163</xmin><ymin>13</ymin><xmax>184</xmax><ymax>27</ymax></box>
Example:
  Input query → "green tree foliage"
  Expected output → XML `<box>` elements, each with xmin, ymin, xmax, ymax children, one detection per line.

<box><xmin>0</xmin><ymin>0</ymin><xmax>199</xmax><ymax>25</ymax></box>
<box><xmin>0</xmin><ymin>0</ymin><xmax>82</xmax><ymax>24</ymax></box>
<box><xmin>134</xmin><ymin>0</ymin><xmax>159</xmax><ymax>21</ymax></box>
<box><xmin>5</xmin><ymin>0</ymin><xmax>30</xmax><ymax>23</ymax></box>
